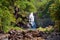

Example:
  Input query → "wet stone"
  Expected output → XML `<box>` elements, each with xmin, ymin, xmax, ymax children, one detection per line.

<box><xmin>8</xmin><ymin>30</ymin><xmax>60</xmax><ymax>40</ymax></box>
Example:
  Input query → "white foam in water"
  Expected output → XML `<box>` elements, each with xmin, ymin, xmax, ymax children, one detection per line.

<box><xmin>29</xmin><ymin>12</ymin><xmax>34</xmax><ymax>24</ymax></box>
<box><xmin>29</xmin><ymin>12</ymin><xmax>36</xmax><ymax>29</ymax></box>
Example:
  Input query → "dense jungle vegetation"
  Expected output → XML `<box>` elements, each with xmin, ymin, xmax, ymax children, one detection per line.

<box><xmin>0</xmin><ymin>0</ymin><xmax>60</xmax><ymax>33</ymax></box>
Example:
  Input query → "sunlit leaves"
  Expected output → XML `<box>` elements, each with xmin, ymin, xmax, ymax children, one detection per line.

<box><xmin>14</xmin><ymin>0</ymin><xmax>36</xmax><ymax>12</ymax></box>
<box><xmin>48</xmin><ymin>0</ymin><xmax>60</xmax><ymax>31</ymax></box>
<box><xmin>49</xmin><ymin>0</ymin><xmax>60</xmax><ymax>20</ymax></box>
<box><xmin>0</xmin><ymin>7</ymin><xmax>16</xmax><ymax>32</ymax></box>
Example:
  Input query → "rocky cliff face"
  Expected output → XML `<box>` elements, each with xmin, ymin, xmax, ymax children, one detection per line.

<box><xmin>34</xmin><ymin>13</ymin><xmax>55</xmax><ymax>28</ymax></box>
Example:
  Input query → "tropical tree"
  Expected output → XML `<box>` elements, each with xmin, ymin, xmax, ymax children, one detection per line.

<box><xmin>49</xmin><ymin>0</ymin><xmax>60</xmax><ymax>31</ymax></box>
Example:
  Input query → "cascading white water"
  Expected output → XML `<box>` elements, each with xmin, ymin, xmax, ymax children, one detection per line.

<box><xmin>29</xmin><ymin>12</ymin><xmax>34</xmax><ymax>24</ymax></box>
<box><xmin>29</xmin><ymin>12</ymin><xmax>36</xmax><ymax>29</ymax></box>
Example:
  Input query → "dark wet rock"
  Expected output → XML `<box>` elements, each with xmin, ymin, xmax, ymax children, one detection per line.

<box><xmin>38</xmin><ymin>31</ymin><xmax>45</xmax><ymax>37</ymax></box>
<box><xmin>8</xmin><ymin>30</ymin><xmax>60</xmax><ymax>40</ymax></box>
<box><xmin>0</xmin><ymin>30</ymin><xmax>4</xmax><ymax>34</ymax></box>
<box><xmin>25</xmin><ymin>33</ymin><xmax>33</xmax><ymax>39</ymax></box>
<box><xmin>45</xmin><ymin>32</ymin><xmax>60</xmax><ymax>40</ymax></box>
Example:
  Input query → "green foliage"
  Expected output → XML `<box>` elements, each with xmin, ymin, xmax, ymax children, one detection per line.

<box><xmin>0</xmin><ymin>0</ymin><xmax>60</xmax><ymax>32</ymax></box>
<box><xmin>37</xmin><ymin>26</ymin><xmax>54</xmax><ymax>32</ymax></box>
<box><xmin>0</xmin><ymin>8</ymin><xmax>16</xmax><ymax>32</ymax></box>
<box><xmin>14</xmin><ymin>0</ymin><xmax>37</xmax><ymax>12</ymax></box>
<box><xmin>38</xmin><ymin>13</ymin><xmax>43</xmax><ymax>17</ymax></box>
<box><xmin>49</xmin><ymin>0</ymin><xmax>60</xmax><ymax>31</ymax></box>
<box><xmin>0</xmin><ymin>0</ymin><xmax>39</xmax><ymax>33</ymax></box>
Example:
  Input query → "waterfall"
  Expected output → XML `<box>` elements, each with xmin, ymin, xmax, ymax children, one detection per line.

<box><xmin>29</xmin><ymin>12</ymin><xmax>36</xmax><ymax>29</ymax></box>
